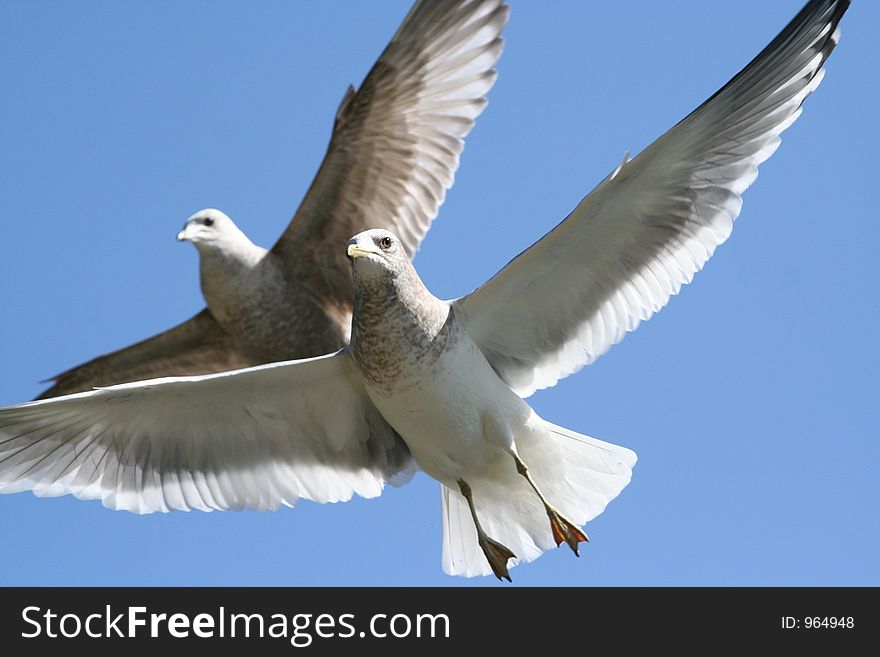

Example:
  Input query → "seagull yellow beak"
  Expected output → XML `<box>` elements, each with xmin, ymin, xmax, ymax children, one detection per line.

<box><xmin>347</xmin><ymin>243</ymin><xmax>380</xmax><ymax>259</ymax></box>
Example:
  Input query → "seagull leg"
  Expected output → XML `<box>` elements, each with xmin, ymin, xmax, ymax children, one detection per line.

<box><xmin>457</xmin><ymin>479</ymin><xmax>516</xmax><ymax>582</ymax></box>
<box><xmin>513</xmin><ymin>455</ymin><xmax>589</xmax><ymax>556</ymax></box>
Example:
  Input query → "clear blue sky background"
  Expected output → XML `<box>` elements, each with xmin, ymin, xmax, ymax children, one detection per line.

<box><xmin>1</xmin><ymin>1</ymin><xmax>876</xmax><ymax>587</ymax></box>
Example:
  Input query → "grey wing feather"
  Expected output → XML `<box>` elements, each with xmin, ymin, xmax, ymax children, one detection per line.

<box><xmin>37</xmin><ymin>309</ymin><xmax>258</xmax><ymax>399</ymax></box>
<box><xmin>275</xmin><ymin>0</ymin><xmax>509</xmax><ymax>303</ymax></box>
<box><xmin>454</xmin><ymin>0</ymin><xmax>848</xmax><ymax>397</ymax></box>
<box><xmin>3</xmin><ymin>351</ymin><xmax>414</xmax><ymax>513</ymax></box>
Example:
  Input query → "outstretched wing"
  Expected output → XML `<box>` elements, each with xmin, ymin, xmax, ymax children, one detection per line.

<box><xmin>36</xmin><ymin>309</ymin><xmax>258</xmax><ymax>400</ymax></box>
<box><xmin>454</xmin><ymin>0</ymin><xmax>848</xmax><ymax>397</ymax></box>
<box><xmin>275</xmin><ymin>0</ymin><xmax>508</xmax><ymax>304</ymax></box>
<box><xmin>2</xmin><ymin>351</ymin><xmax>414</xmax><ymax>513</ymax></box>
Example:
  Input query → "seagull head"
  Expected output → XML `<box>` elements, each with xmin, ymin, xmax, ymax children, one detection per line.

<box><xmin>346</xmin><ymin>229</ymin><xmax>408</xmax><ymax>280</ymax></box>
<box><xmin>177</xmin><ymin>208</ymin><xmax>239</xmax><ymax>249</ymax></box>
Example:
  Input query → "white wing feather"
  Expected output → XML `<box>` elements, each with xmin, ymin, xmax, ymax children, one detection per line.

<box><xmin>0</xmin><ymin>351</ymin><xmax>413</xmax><ymax>513</ymax></box>
<box><xmin>454</xmin><ymin>0</ymin><xmax>847</xmax><ymax>397</ymax></box>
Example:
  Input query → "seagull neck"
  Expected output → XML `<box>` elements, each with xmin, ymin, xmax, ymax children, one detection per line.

<box><xmin>197</xmin><ymin>239</ymin><xmax>270</xmax><ymax>323</ymax></box>
<box><xmin>352</xmin><ymin>266</ymin><xmax>449</xmax><ymax>351</ymax></box>
<box><xmin>198</xmin><ymin>238</ymin><xmax>266</xmax><ymax>271</ymax></box>
<box><xmin>356</xmin><ymin>264</ymin><xmax>439</xmax><ymax>318</ymax></box>
<box><xmin>351</xmin><ymin>266</ymin><xmax>454</xmax><ymax>392</ymax></box>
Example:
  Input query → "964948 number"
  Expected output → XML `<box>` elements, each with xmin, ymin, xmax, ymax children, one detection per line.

<box><xmin>781</xmin><ymin>616</ymin><xmax>854</xmax><ymax>629</ymax></box>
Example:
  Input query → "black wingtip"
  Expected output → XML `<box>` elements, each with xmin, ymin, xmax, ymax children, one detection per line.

<box><xmin>682</xmin><ymin>0</ymin><xmax>850</xmax><ymax>124</ymax></box>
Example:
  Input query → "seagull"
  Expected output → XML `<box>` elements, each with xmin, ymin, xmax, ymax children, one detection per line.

<box><xmin>36</xmin><ymin>0</ymin><xmax>509</xmax><ymax>399</ymax></box>
<box><xmin>0</xmin><ymin>0</ymin><xmax>848</xmax><ymax>579</ymax></box>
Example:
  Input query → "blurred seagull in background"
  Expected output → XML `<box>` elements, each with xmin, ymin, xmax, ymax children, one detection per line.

<box><xmin>0</xmin><ymin>0</ymin><xmax>849</xmax><ymax>579</ymax></box>
<box><xmin>37</xmin><ymin>0</ymin><xmax>509</xmax><ymax>399</ymax></box>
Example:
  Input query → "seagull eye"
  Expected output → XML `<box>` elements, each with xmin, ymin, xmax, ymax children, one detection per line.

<box><xmin>204</xmin><ymin>217</ymin><xmax>215</xmax><ymax>227</ymax></box>
<box><xmin>379</xmin><ymin>236</ymin><xmax>393</xmax><ymax>250</ymax></box>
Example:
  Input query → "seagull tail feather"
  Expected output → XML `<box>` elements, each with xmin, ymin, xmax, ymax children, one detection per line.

<box><xmin>440</xmin><ymin>417</ymin><xmax>636</xmax><ymax>578</ymax></box>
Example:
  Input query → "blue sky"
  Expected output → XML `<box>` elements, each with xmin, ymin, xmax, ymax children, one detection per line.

<box><xmin>1</xmin><ymin>1</ymin><xmax>876</xmax><ymax>587</ymax></box>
